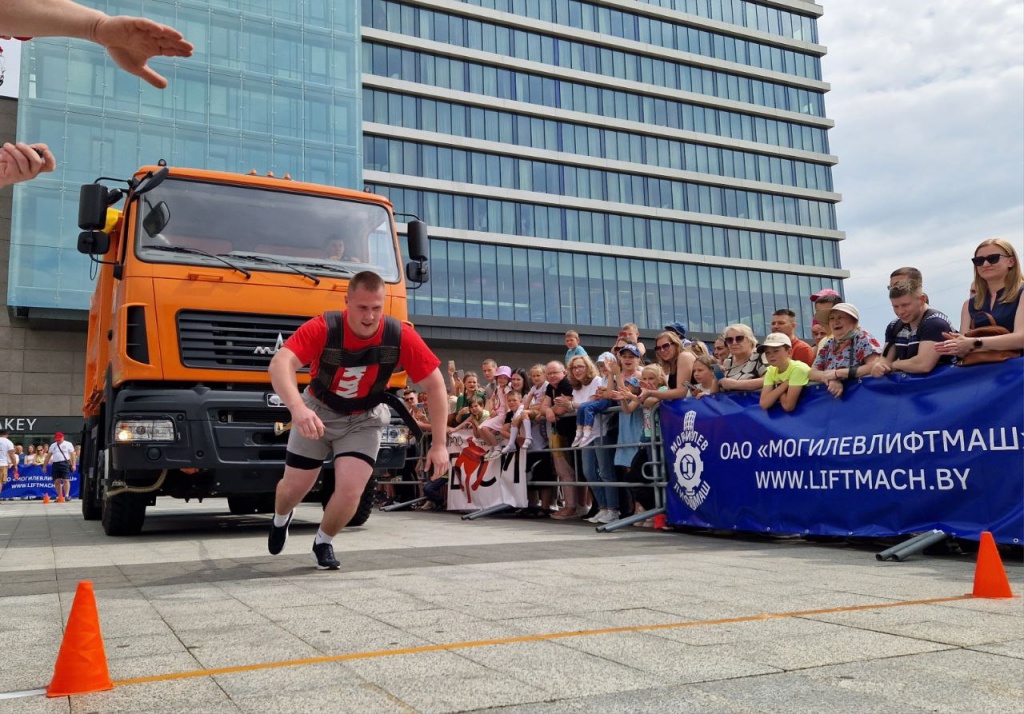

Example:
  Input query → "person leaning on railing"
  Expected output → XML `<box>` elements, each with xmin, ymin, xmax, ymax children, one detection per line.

<box><xmin>936</xmin><ymin>238</ymin><xmax>1024</xmax><ymax>360</ymax></box>
<box><xmin>808</xmin><ymin>303</ymin><xmax>882</xmax><ymax>399</ymax></box>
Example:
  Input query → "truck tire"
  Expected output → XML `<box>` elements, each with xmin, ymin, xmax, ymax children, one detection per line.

<box><xmin>81</xmin><ymin>472</ymin><xmax>101</xmax><ymax>521</ymax></box>
<box><xmin>227</xmin><ymin>494</ymin><xmax>259</xmax><ymax>515</ymax></box>
<box><xmin>319</xmin><ymin>476</ymin><xmax>375</xmax><ymax>527</ymax></box>
<box><xmin>346</xmin><ymin>480</ymin><xmax>375</xmax><ymax>528</ymax></box>
<box><xmin>102</xmin><ymin>492</ymin><xmax>147</xmax><ymax>536</ymax></box>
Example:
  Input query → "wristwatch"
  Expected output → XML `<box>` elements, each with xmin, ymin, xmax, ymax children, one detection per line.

<box><xmin>973</xmin><ymin>339</ymin><xmax>984</xmax><ymax>350</ymax></box>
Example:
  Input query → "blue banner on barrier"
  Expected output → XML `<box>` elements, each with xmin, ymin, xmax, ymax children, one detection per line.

<box><xmin>661</xmin><ymin>362</ymin><xmax>1024</xmax><ymax>544</ymax></box>
<box><xmin>0</xmin><ymin>465</ymin><xmax>80</xmax><ymax>501</ymax></box>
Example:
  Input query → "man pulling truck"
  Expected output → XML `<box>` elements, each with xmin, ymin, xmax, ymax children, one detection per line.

<box><xmin>266</xmin><ymin>271</ymin><xmax>451</xmax><ymax>569</ymax></box>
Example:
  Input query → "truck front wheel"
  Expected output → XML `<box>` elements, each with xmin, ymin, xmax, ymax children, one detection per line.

<box><xmin>319</xmin><ymin>475</ymin><xmax>375</xmax><ymax>527</ymax></box>
<box><xmin>102</xmin><ymin>492</ymin><xmax>147</xmax><ymax>536</ymax></box>
<box><xmin>81</xmin><ymin>471</ymin><xmax>102</xmax><ymax>521</ymax></box>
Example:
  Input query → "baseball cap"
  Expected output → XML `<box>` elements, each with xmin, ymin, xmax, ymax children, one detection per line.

<box><xmin>809</xmin><ymin>288</ymin><xmax>841</xmax><ymax>304</ymax></box>
<box><xmin>618</xmin><ymin>344</ymin><xmax>641</xmax><ymax>358</ymax></box>
<box><xmin>495</xmin><ymin>365</ymin><xmax>512</xmax><ymax>379</ymax></box>
<box><xmin>757</xmin><ymin>332</ymin><xmax>792</xmax><ymax>353</ymax></box>
<box><xmin>830</xmin><ymin>303</ymin><xmax>860</xmax><ymax>321</ymax></box>
<box><xmin>663</xmin><ymin>321</ymin><xmax>687</xmax><ymax>338</ymax></box>
<box><xmin>54</xmin><ymin>432</ymin><xmax>64</xmax><ymax>440</ymax></box>
<box><xmin>596</xmin><ymin>351</ymin><xmax>617</xmax><ymax>365</ymax></box>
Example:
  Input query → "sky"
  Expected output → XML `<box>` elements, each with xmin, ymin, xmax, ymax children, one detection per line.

<box><xmin>817</xmin><ymin>0</ymin><xmax>1024</xmax><ymax>333</ymax></box>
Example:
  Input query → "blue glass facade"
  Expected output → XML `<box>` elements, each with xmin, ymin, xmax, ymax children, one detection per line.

<box><xmin>364</xmin><ymin>0</ymin><xmax>844</xmax><ymax>336</ymax></box>
<box><xmin>9</xmin><ymin>0</ymin><xmax>361</xmax><ymax>311</ymax></box>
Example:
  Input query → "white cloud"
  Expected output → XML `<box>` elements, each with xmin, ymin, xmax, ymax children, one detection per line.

<box><xmin>818</xmin><ymin>0</ymin><xmax>1024</xmax><ymax>333</ymax></box>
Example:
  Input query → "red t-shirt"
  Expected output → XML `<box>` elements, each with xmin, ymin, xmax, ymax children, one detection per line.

<box><xmin>284</xmin><ymin>313</ymin><xmax>439</xmax><ymax>398</ymax></box>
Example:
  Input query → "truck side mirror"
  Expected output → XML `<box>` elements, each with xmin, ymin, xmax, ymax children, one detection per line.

<box><xmin>78</xmin><ymin>184</ymin><xmax>109</xmax><ymax>231</ymax></box>
<box><xmin>407</xmin><ymin>220</ymin><xmax>428</xmax><ymax>262</ymax></box>
<box><xmin>78</xmin><ymin>230</ymin><xmax>110</xmax><ymax>255</ymax></box>
<box><xmin>405</xmin><ymin>220</ymin><xmax>429</xmax><ymax>285</ymax></box>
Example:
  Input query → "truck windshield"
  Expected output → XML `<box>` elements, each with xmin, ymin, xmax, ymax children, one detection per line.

<box><xmin>134</xmin><ymin>178</ymin><xmax>400</xmax><ymax>281</ymax></box>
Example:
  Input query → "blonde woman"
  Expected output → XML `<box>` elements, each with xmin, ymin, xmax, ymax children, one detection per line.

<box><xmin>936</xmin><ymin>238</ymin><xmax>1024</xmax><ymax>358</ymax></box>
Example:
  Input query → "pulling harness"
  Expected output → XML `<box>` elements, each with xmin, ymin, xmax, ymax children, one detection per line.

<box><xmin>308</xmin><ymin>311</ymin><xmax>404</xmax><ymax>415</ymax></box>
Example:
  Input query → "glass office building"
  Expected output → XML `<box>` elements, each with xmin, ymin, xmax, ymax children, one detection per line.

<box><xmin>9</xmin><ymin>0</ymin><xmax>842</xmax><ymax>342</ymax></box>
<box><xmin>9</xmin><ymin>0</ymin><xmax>361</xmax><ymax>313</ymax></box>
<box><xmin>361</xmin><ymin>0</ymin><xmax>843</xmax><ymax>339</ymax></box>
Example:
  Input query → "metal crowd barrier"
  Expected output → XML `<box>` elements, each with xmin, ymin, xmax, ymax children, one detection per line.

<box><xmin>374</xmin><ymin>404</ymin><xmax>670</xmax><ymax>533</ymax></box>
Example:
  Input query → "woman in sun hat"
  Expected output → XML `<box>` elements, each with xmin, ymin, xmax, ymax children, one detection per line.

<box><xmin>809</xmin><ymin>303</ymin><xmax>883</xmax><ymax>399</ymax></box>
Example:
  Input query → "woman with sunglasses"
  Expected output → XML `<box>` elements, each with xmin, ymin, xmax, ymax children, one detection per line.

<box><xmin>718</xmin><ymin>324</ymin><xmax>767</xmax><ymax>392</ymax></box>
<box><xmin>638</xmin><ymin>330</ymin><xmax>709</xmax><ymax>403</ymax></box>
<box><xmin>936</xmin><ymin>238</ymin><xmax>1023</xmax><ymax>359</ymax></box>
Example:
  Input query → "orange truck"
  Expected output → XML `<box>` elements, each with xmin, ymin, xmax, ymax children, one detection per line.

<box><xmin>75</xmin><ymin>163</ymin><xmax>429</xmax><ymax>535</ymax></box>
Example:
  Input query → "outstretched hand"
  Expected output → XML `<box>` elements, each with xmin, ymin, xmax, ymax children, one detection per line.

<box><xmin>0</xmin><ymin>143</ymin><xmax>56</xmax><ymax>187</ymax></box>
<box><xmin>425</xmin><ymin>443</ymin><xmax>450</xmax><ymax>478</ymax></box>
<box><xmin>93</xmin><ymin>16</ymin><xmax>194</xmax><ymax>89</ymax></box>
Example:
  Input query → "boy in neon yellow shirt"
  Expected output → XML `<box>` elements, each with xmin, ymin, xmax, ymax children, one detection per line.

<box><xmin>759</xmin><ymin>333</ymin><xmax>810</xmax><ymax>413</ymax></box>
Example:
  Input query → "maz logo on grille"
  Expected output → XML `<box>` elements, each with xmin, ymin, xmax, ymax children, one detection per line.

<box><xmin>254</xmin><ymin>334</ymin><xmax>286</xmax><ymax>355</ymax></box>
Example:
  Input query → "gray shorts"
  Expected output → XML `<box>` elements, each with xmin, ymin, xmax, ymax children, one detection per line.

<box><xmin>286</xmin><ymin>391</ymin><xmax>390</xmax><ymax>468</ymax></box>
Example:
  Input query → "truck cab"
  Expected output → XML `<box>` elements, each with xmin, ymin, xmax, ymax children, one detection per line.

<box><xmin>77</xmin><ymin>164</ymin><xmax>429</xmax><ymax>535</ymax></box>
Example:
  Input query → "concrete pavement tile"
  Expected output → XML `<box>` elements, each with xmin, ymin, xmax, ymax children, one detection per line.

<box><xmin>686</xmin><ymin>670</ymin><xmax>937</xmax><ymax>714</ymax></box>
<box><xmin>453</xmin><ymin>639</ymin><xmax>665</xmax><ymax>697</ymax></box>
<box><xmin>642</xmin><ymin>615</ymin><xmax>834</xmax><ymax>647</ymax></box>
<box><xmin>710</xmin><ymin>624</ymin><xmax>953</xmax><ymax>670</ymax></box>
<box><xmin>271</xmin><ymin>614</ymin><xmax>436</xmax><ymax>653</ymax></box>
<box><xmin>65</xmin><ymin>678</ymin><xmax>241</xmax><ymax>714</ymax></box>
<box><xmin>231</xmin><ymin>686</ymin><xmax>413</xmax><ymax>714</ymax></box>
<box><xmin>176</xmin><ymin>626</ymin><xmax>322</xmax><ymax>670</ymax></box>
<box><xmin>210</xmin><ymin>661</ymin><xmax>364</xmax><ymax>698</ymax></box>
<box><xmin>473</xmin><ymin>682</ymin><xmax>782</xmax><ymax>713</ymax></box>
<box><xmin>105</xmin><ymin>632</ymin><xmax>189</xmax><ymax>661</ymax></box>
<box><xmin>557</xmin><ymin>631</ymin><xmax>781</xmax><ymax>683</ymax></box>
<box><xmin>107</xmin><ymin>651</ymin><xmax>204</xmax><ymax>681</ymax></box>
<box><xmin>795</xmin><ymin>648</ymin><xmax>1024</xmax><ymax>713</ymax></box>
<box><xmin>341</xmin><ymin>650</ymin><xmax>552</xmax><ymax>713</ymax></box>
<box><xmin>969</xmin><ymin>638</ymin><xmax>1024</xmax><ymax>659</ymax></box>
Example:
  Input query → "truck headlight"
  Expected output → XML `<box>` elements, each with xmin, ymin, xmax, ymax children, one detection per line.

<box><xmin>114</xmin><ymin>419</ymin><xmax>176</xmax><ymax>443</ymax></box>
<box><xmin>380</xmin><ymin>425</ymin><xmax>412</xmax><ymax>446</ymax></box>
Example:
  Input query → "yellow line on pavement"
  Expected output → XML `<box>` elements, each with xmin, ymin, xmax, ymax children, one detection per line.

<box><xmin>114</xmin><ymin>594</ymin><xmax>974</xmax><ymax>687</ymax></box>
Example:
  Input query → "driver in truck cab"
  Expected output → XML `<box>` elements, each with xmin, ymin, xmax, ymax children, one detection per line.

<box><xmin>266</xmin><ymin>270</ymin><xmax>450</xmax><ymax>569</ymax></box>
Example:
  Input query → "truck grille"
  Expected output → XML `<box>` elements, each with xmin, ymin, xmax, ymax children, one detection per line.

<box><xmin>178</xmin><ymin>311</ymin><xmax>310</xmax><ymax>370</ymax></box>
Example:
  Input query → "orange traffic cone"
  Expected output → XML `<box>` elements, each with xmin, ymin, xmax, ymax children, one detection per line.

<box><xmin>972</xmin><ymin>531</ymin><xmax>1014</xmax><ymax>599</ymax></box>
<box><xmin>57</xmin><ymin>493</ymin><xmax>65</xmax><ymax>504</ymax></box>
<box><xmin>46</xmin><ymin>581</ymin><xmax>114</xmax><ymax>697</ymax></box>
<box><xmin>42</xmin><ymin>493</ymin><xmax>50</xmax><ymax>504</ymax></box>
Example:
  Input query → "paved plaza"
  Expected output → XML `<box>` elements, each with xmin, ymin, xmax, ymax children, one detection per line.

<box><xmin>0</xmin><ymin>499</ymin><xmax>1021</xmax><ymax>713</ymax></box>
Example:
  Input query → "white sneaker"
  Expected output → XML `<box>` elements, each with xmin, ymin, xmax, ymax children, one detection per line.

<box><xmin>483</xmin><ymin>448</ymin><xmax>503</xmax><ymax>461</ymax></box>
<box><xmin>522</xmin><ymin>439</ymin><xmax>533</xmax><ymax>450</ymax></box>
<box><xmin>500</xmin><ymin>442</ymin><xmax>517</xmax><ymax>455</ymax></box>
<box><xmin>585</xmin><ymin>509</ymin><xmax>607</xmax><ymax>524</ymax></box>
<box><xmin>598</xmin><ymin>509</ymin><xmax>620</xmax><ymax>524</ymax></box>
<box><xmin>570</xmin><ymin>433</ymin><xmax>584</xmax><ymax>448</ymax></box>
<box><xmin>578</xmin><ymin>431</ymin><xmax>598</xmax><ymax>447</ymax></box>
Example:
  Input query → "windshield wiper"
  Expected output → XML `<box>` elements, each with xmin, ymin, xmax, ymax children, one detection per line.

<box><xmin>222</xmin><ymin>253</ymin><xmax>321</xmax><ymax>286</ymax></box>
<box><xmin>144</xmin><ymin>245</ymin><xmax>251</xmax><ymax>279</ymax></box>
<box><xmin>292</xmin><ymin>262</ymin><xmax>356</xmax><ymax>276</ymax></box>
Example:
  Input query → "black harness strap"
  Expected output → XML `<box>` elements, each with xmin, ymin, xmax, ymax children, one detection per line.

<box><xmin>309</xmin><ymin>311</ymin><xmax>403</xmax><ymax>414</ymax></box>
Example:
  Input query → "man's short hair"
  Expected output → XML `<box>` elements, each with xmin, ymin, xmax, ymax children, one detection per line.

<box><xmin>772</xmin><ymin>308</ymin><xmax>796</xmax><ymax>319</ymax></box>
<box><xmin>481</xmin><ymin>358</ymin><xmax>497</xmax><ymax>369</ymax></box>
<box><xmin>349</xmin><ymin>270</ymin><xmax>385</xmax><ymax>294</ymax></box>
<box><xmin>889</xmin><ymin>280</ymin><xmax>923</xmax><ymax>300</ymax></box>
<box><xmin>890</xmin><ymin>266</ymin><xmax>923</xmax><ymax>284</ymax></box>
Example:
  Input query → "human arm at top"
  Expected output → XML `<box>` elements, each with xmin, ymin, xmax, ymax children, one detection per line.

<box><xmin>0</xmin><ymin>0</ymin><xmax>194</xmax><ymax>89</ymax></box>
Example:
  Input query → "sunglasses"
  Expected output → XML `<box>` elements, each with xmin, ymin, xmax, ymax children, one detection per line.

<box><xmin>724</xmin><ymin>336</ymin><xmax>744</xmax><ymax>344</ymax></box>
<box><xmin>655</xmin><ymin>343</ymin><xmax>673</xmax><ymax>351</ymax></box>
<box><xmin>972</xmin><ymin>253</ymin><xmax>1009</xmax><ymax>267</ymax></box>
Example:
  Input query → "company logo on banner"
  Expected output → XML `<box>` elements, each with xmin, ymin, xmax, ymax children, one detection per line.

<box><xmin>660</xmin><ymin>362</ymin><xmax>1024</xmax><ymax>544</ymax></box>
<box><xmin>669</xmin><ymin>410</ymin><xmax>710</xmax><ymax>511</ymax></box>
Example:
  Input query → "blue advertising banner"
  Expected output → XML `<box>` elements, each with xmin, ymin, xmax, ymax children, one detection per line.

<box><xmin>661</xmin><ymin>362</ymin><xmax>1024</xmax><ymax>544</ymax></box>
<box><xmin>1</xmin><ymin>465</ymin><xmax>80</xmax><ymax>501</ymax></box>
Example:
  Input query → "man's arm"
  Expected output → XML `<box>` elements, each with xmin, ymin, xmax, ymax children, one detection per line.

<box><xmin>268</xmin><ymin>347</ymin><xmax>324</xmax><ymax>440</ymax></box>
<box><xmin>891</xmin><ymin>340</ymin><xmax>942</xmax><ymax>374</ymax></box>
<box><xmin>0</xmin><ymin>0</ymin><xmax>194</xmax><ymax>89</ymax></box>
<box><xmin>419</xmin><ymin>369</ymin><xmax>451</xmax><ymax>477</ymax></box>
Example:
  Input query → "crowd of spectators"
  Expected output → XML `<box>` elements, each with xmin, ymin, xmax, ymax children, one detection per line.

<box><xmin>390</xmin><ymin>243</ymin><xmax>1023</xmax><ymax>523</ymax></box>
